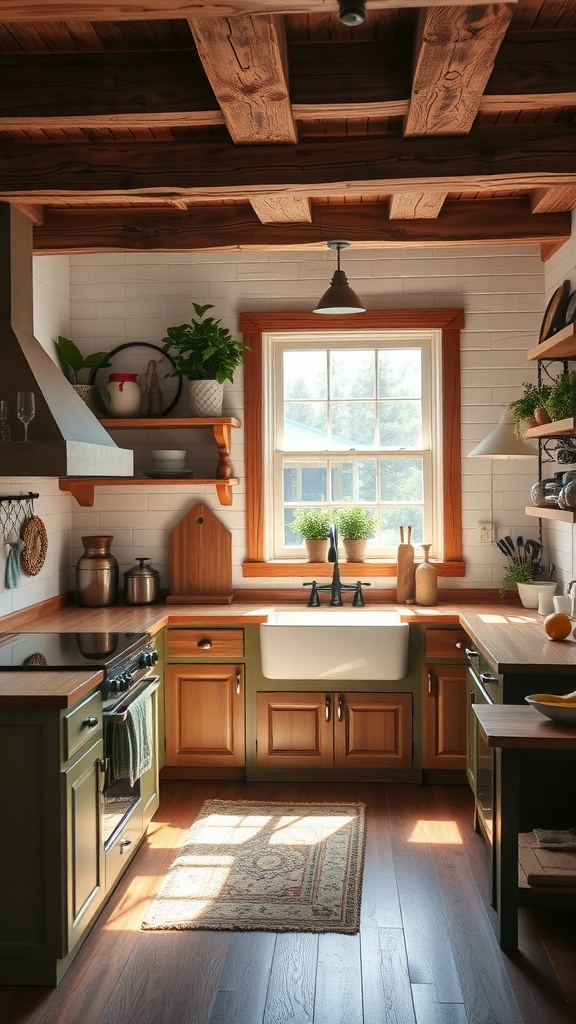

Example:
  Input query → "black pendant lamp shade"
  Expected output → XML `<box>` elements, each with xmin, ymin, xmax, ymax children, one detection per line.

<box><xmin>313</xmin><ymin>241</ymin><xmax>366</xmax><ymax>315</ymax></box>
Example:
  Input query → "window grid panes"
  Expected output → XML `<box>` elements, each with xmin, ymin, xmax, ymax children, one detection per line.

<box><xmin>271</xmin><ymin>334</ymin><xmax>437</xmax><ymax>559</ymax></box>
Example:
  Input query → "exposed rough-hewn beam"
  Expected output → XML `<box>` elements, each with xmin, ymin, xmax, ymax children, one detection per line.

<box><xmin>189</xmin><ymin>14</ymin><xmax>295</xmax><ymax>143</ymax></box>
<box><xmin>530</xmin><ymin>187</ymin><xmax>576</xmax><ymax>214</ymax></box>
<box><xmin>250</xmin><ymin>196</ymin><xmax>311</xmax><ymax>222</ymax></box>
<box><xmin>0</xmin><ymin>126</ymin><xmax>574</xmax><ymax>200</ymax></box>
<box><xmin>406</xmin><ymin>3</ymin><xmax>515</xmax><ymax>136</ymax></box>
<box><xmin>389</xmin><ymin>192</ymin><xmax>446</xmax><ymax>218</ymax></box>
<box><xmin>0</xmin><ymin>2</ymin><xmax>515</xmax><ymax>23</ymax></box>
<box><xmin>32</xmin><ymin>199</ymin><xmax>568</xmax><ymax>254</ymax></box>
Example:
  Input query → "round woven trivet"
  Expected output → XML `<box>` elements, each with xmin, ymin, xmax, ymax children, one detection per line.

<box><xmin>23</xmin><ymin>652</ymin><xmax>48</xmax><ymax>667</ymax></box>
<box><xmin>20</xmin><ymin>515</ymin><xmax>48</xmax><ymax>576</ymax></box>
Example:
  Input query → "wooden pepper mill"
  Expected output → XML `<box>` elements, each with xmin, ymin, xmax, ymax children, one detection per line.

<box><xmin>415</xmin><ymin>542</ymin><xmax>438</xmax><ymax>606</ymax></box>
<box><xmin>396</xmin><ymin>525</ymin><xmax>415</xmax><ymax>603</ymax></box>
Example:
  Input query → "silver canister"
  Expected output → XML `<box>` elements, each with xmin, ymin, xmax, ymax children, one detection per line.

<box><xmin>76</xmin><ymin>535</ymin><xmax>119</xmax><ymax>607</ymax></box>
<box><xmin>124</xmin><ymin>557</ymin><xmax>160</xmax><ymax>605</ymax></box>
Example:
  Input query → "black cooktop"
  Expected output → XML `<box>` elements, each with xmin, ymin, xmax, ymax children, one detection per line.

<box><xmin>0</xmin><ymin>632</ymin><xmax>150</xmax><ymax>672</ymax></box>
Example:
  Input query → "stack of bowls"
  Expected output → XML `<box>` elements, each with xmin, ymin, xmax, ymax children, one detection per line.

<box><xmin>149</xmin><ymin>449</ymin><xmax>187</xmax><ymax>475</ymax></box>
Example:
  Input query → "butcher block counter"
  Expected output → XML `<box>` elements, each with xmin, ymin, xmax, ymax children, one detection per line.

<box><xmin>0</xmin><ymin>597</ymin><xmax>573</xmax><ymax>708</ymax></box>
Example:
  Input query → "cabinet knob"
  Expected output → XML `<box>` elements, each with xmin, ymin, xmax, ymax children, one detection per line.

<box><xmin>197</xmin><ymin>639</ymin><xmax>212</xmax><ymax>650</ymax></box>
<box><xmin>83</xmin><ymin>716</ymin><xmax>99</xmax><ymax>729</ymax></box>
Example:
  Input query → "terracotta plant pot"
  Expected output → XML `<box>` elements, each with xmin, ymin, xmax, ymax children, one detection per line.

<box><xmin>342</xmin><ymin>538</ymin><xmax>366</xmax><ymax>562</ymax></box>
<box><xmin>305</xmin><ymin>538</ymin><xmax>329</xmax><ymax>562</ymax></box>
<box><xmin>534</xmin><ymin>407</ymin><xmax>551</xmax><ymax>425</ymax></box>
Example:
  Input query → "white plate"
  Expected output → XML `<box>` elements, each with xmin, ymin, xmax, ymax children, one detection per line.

<box><xmin>143</xmin><ymin>467</ymin><xmax>194</xmax><ymax>479</ymax></box>
<box><xmin>526</xmin><ymin>695</ymin><xmax>576</xmax><ymax>724</ymax></box>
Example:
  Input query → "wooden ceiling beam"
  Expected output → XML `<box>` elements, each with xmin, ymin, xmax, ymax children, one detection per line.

<box><xmin>389</xmin><ymin>192</ymin><xmax>446</xmax><ymax>218</ymax></box>
<box><xmin>31</xmin><ymin>198</ymin><xmax>567</xmax><ymax>254</ymax></box>
<box><xmin>0</xmin><ymin>125</ymin><xmax>574</xmax><ymax>199</ymax></box>
<box><xmin>406</xmin><ymin>3</ymin><xmax>515</xmax><ymax>136</ymax></box>
<box><xmin>250</xmin><ymin>196</ymin><xmax>311</xmax><ymax>222</ymax></box>
<box><xmin>0</xmin><ymin>2</ymin><xmax>517</xmax><ymax>24</ymax></box>
<box><xmin>530</xmin><ymin>187</ymin><xmax>576</xmax><ymax>214</ymax></box>
<box><xmin>189</xmin><ymin>15</ymin><xmax>295</xmax><ymax>144</ymax></box>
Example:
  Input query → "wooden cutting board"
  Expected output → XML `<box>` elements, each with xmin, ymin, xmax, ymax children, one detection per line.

<box><xmin>167</xmin><ymin>503</ymin><xmax>233</xmax><ymax>604</ymax></box>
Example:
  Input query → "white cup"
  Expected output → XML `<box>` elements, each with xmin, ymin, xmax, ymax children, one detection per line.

<box><xmin>538</xmin><ymin>590</ymin><xmax>556</xmax><ymax>615</ymax></box>
<box><xmin>553</xmin><ymin>595</ymin><xmax>572</xmax><ymax>615</ymax></box>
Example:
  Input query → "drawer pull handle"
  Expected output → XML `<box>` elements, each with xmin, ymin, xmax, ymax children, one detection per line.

<box><xmin>197</xmin><ymin>639</ymin><xmax>213</xmax><ymax>650</ymax></box>
<box><xmin>236</xmin><ymin>672</ymin><xmax>241</xmax><ymax>696</ymax></box>
<box><xmin>337</xmin><ymin>695</ymin><xmax>344</xmax><ymax>722</ymax></box>
<box><xmin>465</xmin><ymin>648</ymin><xmax>478</xmax><ymax>658</ymax></box>
<box><xmin>480</xmin><ymin>672</ymin><xmax>498</xmax><ymax>686</ymax></box>
<box><xmin>325</xmin><ymin>695</ymin><xmax>331</xmax><ymax>722</ymax></box>
<box><xmin>83</xmin><ymin>716</ymin><xmax>99</xmax><ymax>729</ymax></box>
<box><xmin>428</xmin><ymin>671</ymin><xmax>433</xmax><ymax>695</ymax></box>
<box><xmin>119</xmin><ymin>837</ymin><xmax>133</xmax><ymax>853</ymax></box>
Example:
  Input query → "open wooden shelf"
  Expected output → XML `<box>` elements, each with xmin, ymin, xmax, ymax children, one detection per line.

<box><xmin>59</xmin><ymin>476</ymin><xmax>239</xmax><ymax>508</ymax></box>
<box><xmin>524</xmin><ymin>505</ymin><xmax>576</xmax><ymax>523</ymax></box>
<box><xmin>60</xmin><ymin>417</ymin><xmax>242</xmax><ymax>507</ymax></box>
<box><xmin>524</xmin><ymin>416</ymin><xmax>576</xmax><ymax>439</ymax></box>
<box><xmin>528</xmin><ymin>322</ymin><xmax>576</xmax><ymax>362</ymax></box>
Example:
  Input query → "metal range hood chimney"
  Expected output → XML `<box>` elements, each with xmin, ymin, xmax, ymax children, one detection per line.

<box><xmin>0</xmin><ymin>203</ymin><xmax>133</xmax><ymax>477</ymax></box>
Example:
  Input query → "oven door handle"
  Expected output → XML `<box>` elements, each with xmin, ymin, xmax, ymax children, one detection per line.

<box><xmin>103</xmin><ymin>676</ymin><xmax>160</xmax><ymax>724</ymax></box>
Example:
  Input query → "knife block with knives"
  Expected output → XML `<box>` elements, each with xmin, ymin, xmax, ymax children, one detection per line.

<box><xmin>396</xmin><ymin>525</ymin><xmax>415</xmax><ymax>603</ymax></box>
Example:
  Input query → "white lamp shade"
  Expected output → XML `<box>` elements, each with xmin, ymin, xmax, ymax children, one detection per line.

<box><xmin>467</xmin><ymin>410</ymin><xmax>537</xmax><ymax>459</ymax></box>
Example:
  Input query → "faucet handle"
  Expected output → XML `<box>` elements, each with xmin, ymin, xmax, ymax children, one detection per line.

<box><xmin>304</xmin><ymin>580</ymin><xmax>321</xmax><ymax>607</ymax></box>
<box><xmin>352</xmin><ymin>581</ymin><xmax>371</xmax><ymax>607</ymax></box>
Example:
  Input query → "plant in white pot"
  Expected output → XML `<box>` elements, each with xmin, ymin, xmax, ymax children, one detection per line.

<box><xmin>497</xmin><ymin>535</ymin><xmax>554</xmax><ymax>607</ymax></box>
<box><xmin>291</xmin><ymin>508</ymin><xmax>332</xmax><ymax>562</ymax></box>
<box><xmin>335</xmin><ymin>505</ymin><xmax>377</xmax><ymax>561</ymax></box>
<box><xmin>160</xmin><ymin>303</ymin><xmax>248</xmax><ymax>416</ymax></box>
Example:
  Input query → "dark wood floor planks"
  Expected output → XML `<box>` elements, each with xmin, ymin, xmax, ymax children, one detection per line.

<box><xmin>1</xmin><ymin>779</ymin><xmax>576</xmax><ymax>1024</ymax></box>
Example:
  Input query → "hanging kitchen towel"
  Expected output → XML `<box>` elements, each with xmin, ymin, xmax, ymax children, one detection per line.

<box><xmin>533</xmin><ymin>827</ymin><xmax>576</xmax><ymax>849</ymax></box>
<box><xmin>5</xmin><ymin>535</ymin><xmax>23</xmax><ymax>589</ymax></box>
<box><xmin>111</xmin><ymin>691</ymin><xmax>153</xmax><ymax>786</ymax></box>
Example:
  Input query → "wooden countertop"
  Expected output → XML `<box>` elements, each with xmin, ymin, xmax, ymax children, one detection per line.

<box><xmin>459</xmin><ymin>609</ymin><xmax>576</xmax><ymax>675</ymax></box>
<box><xmin>473</xmin><ymin>704</ymin><xmax>576</xmax><ymax>748</ymax></box>
<box><xmin>0</xmin><ymin>668</ymin><xmax>104</xmax><ymax>709</ymax></box>
<box><xmin>0</xmin><ymin>597</ymin><xmax>571</xmax><ymax>709</ymax></box>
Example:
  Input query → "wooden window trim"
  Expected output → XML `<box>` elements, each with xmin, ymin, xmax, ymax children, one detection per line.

<box><xmin>239</xmin><ymin>309</ymin><xmax>465</xmax><ymax>579</ymax></box>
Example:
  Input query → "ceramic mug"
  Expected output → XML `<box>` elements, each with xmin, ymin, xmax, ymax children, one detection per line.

<box><xmin>538</xmin><ymin>590</ymin><xmax>556</xmax><ymax>615</ymax></box>
<box><xmin>553</xmin><ymin>595</ymin><xmax>572</xmax><ymax>615</ymax></box>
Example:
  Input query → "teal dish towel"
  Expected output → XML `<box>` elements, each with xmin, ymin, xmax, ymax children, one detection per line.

<box><xmin>111</xmin><ymin>690</ymin><xmax>153</xmax><ymax>786</ymax></box>
<box><xmin>5</xmin><ymin>537</ymin><xmax>23</xmax><ymax>589</ymax></box>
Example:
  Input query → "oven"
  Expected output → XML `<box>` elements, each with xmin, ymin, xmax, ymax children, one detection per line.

<box><xmin>465</xmin><ymin>640</ymin><xmax>500</xmax><ymax>844</ymax></box>
<box><xmin>0</xmin><ymin>629</ymin><xmax>159</xmax><ymax>876</ymax></box>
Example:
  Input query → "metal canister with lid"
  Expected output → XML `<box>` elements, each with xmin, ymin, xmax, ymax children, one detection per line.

<box><xmin>124</xmin><ymin>557</ymin><xmax>161</xmax><ymax>605</ymax></box>
<box><xmin>76</xmin><ymin>535</ymin><xmax>119</xmax><ymax>607</ymax></box>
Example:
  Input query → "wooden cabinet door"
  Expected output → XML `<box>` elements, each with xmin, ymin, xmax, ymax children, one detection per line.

<box><xmin>165</xmin><ymin>664</ymin><xmax>245</xmax><ymax>767</ymax></box>
<box><xmin>334</xmin><ymin>692</ymin><xmax>413</xmax><ymax>769</ymax></box>
<box><xmin>256</xmin><ymin>692</ymin><xmax>334</xmax><ymax>768</ymax></box>
<box><xmin>65</xmin><ymin>739</ymin><xmax>105</xmax><ymax>954</ymax></box>
<box><xmin>422</xmin><ymin>663</ymin><xmax>468</xmax><ymax>769</ymax></box>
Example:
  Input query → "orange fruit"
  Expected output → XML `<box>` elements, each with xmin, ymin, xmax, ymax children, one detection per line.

<box><xmin>543</xmin><ymin>612</ymin><xmax>572</xmax><ymax>641</ymax></box>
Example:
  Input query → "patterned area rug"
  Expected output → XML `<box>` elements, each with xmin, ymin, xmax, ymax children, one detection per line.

<box><xmin>141</xmin><ymin>799</ymin><xmax>366</xmax><ymax>934</ymax></box>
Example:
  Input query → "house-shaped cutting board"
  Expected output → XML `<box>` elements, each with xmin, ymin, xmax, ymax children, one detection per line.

<box><xmin>167</xmin><ymin>503</ymin><xmax>233</xmax><ymax>604</ymax></box>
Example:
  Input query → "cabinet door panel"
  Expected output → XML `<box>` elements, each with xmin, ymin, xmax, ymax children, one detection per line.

<box><xmin>423</xmin><ymin>664</ymin><xmax>468</xmax><ymax>769</ymax></box>
<box><xmin>256</xmin><ymin>692</ymin><xmax>333</xmax><ymax>767</ymax></box>
<box><xmin>335</xmin><ymin>692</ymin><xmax>413</xmax><ymax>769</ymax></box>
<box><xmin>66</xmin><ymin>739</ymin><xmax>105</xmax><ymax>953</ymax></box>
<box><xmin>166</xmin><ymin>664</ymin><xmax>244</xmax><ymax>767</ymax></box>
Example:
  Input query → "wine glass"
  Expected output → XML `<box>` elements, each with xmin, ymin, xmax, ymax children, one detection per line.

<box><xmin>17</xmin><ymin>391</ymin><xmax>35</xmax><ymax>442</ymax></box>
<box><xmin>0</xmin><ymin>400</ymin><xmax>10</xmax><ymax>442</ymax></box>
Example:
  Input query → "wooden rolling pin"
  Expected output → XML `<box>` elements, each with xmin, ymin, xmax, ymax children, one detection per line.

<box><xmin>396</xmin><ymin>525</ymin><xmax>415</xmax><ymax>603</ymax></box>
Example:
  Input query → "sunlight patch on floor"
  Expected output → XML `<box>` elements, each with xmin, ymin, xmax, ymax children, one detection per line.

<box><xmin>408</xmin><ymin>819</ymin><xmax>463</xmax><ymax>844</ymax></box>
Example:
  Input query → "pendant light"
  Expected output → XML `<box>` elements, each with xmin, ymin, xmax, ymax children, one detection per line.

<box><xmin>313</xmin><ymin>240</ymin><xmax>366</xmax><ymax>315</ymax></box>
<box><xmin>338</xmin><ymin>0</ymin><xmax>366</xmax><ymax>26</ymax></box>
<box><xmin>467</xmin><ymin>410</ymin><xmax>537</xmax><ymax>460</ymax></box>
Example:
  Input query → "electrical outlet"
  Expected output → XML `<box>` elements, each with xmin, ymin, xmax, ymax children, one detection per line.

<box><xmin>479</xmin><ymin>523</ymin><xmax>494</xmax><ymax>543</ymax></box>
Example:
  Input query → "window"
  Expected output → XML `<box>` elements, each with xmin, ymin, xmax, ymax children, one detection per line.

<box><xmin>240</xmin><ymin>311</ymin><xmax>464</xmax><ymax>580</ymax></box>
<box><xmin>270</xmin><ymin>332</ymin><xmax>433</xmax><ymax>558</ymax></box>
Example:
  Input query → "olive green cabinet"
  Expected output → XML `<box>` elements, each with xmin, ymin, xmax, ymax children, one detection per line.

<box><xmin>0</xmin><ymin>691</ymin><xmax>105</xmax><ymax>986</ymax></box>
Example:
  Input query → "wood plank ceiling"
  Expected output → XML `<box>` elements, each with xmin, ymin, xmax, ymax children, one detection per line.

<box><xmin>0</xmin><ymin>0</ymin><xmax>574</xmax><ymax>256</ymax></box>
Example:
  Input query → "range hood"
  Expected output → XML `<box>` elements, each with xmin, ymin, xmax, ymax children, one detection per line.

<box><xmin>0</xmin><ymin>203</ymin><xmax>132</xmax><ymax>478</ymax></box>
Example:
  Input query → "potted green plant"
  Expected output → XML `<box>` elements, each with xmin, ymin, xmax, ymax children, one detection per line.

<box><xmin>335</xmin><ymin>505</ymin><xmax>377</xmax><ymax>562</ymax></box>
<box><xmin>544</xmin><ymin>371</ymin><xmax>576</xmax><ymax>422</ymax></box>
<box><xmin>508</xmin><ymin>381</ymin><xmax>552</xmax><ymax>437</ymax></box>
<box><xmin>496</xmin><ymin>535</ymin><xmax>554</xmax><ymax>606</ymax></box>
<box><xmin>291</xmin><ymin>508</ymin><xmax>332</xmax><ymax>562</ymax></box>
<box><xmin>160</xmin><ymin>303</ymin><xmax>248</xmax><ymax>416</ymax></box>
<box><xmin>54</xmin><ymin>335</ymin><xmax>111</xmax><ymax>411</ymax></box>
